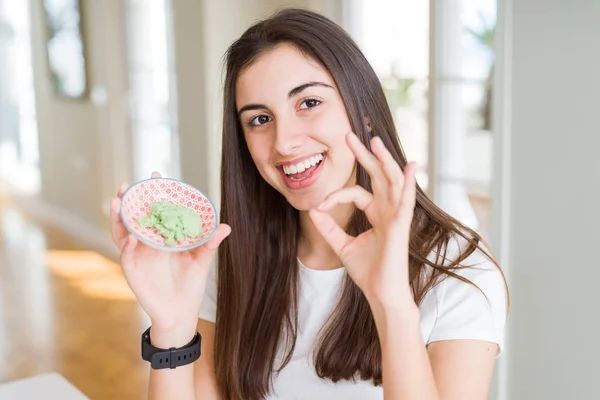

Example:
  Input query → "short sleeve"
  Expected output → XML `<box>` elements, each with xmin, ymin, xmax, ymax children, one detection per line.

<box><xmin>198</xmin><ymin>259</ymin><xmax>218</xmax><ymax>323</ymax></box>
<box><xmin>426</xmin><ymin>237</ymin><xmax>508</xmax><ymax>356</ymax></box>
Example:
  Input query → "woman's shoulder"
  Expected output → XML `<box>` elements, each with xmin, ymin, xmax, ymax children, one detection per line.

<box><xmin>420</xmin><ymin>233</ymin><xmax>508</xmax><ymax>353</ymax></box>
<box><xmin>424</xmin><ymin>232</ymin><xmax>505</xmax><ymax>288</ymax></box>
<box><xmin>419</xmin><ymin>232</ymin><xmax>508</xmax><ymax>317</ymax></box>
<box><xmin>436</xmin><ymin>233</ymin><xmax>506</xmax><ymax>307</ymax></box>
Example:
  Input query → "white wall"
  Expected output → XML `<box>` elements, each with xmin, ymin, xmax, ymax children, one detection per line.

<box><xmin>504</xmin><ymin>0</ymin><xmax>600</xmax><ymax>398</ymax></box>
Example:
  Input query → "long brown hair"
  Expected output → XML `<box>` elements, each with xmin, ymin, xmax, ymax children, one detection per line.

<box><xmin>216</xmin><ymin>8</ymin><xmax>507</xmax><ymax>400</ymax></box>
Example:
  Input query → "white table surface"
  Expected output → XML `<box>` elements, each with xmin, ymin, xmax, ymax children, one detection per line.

<box><xmin>0</xmin><ymin>373</ymin><xmax>89</xmax><ymax>400</ymax></box>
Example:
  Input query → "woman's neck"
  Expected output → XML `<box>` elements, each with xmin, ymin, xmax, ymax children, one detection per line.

<box><xmin>297</xmin><ymin>202</ymin><xmax>354</xmax><ymax>271</ymax></box>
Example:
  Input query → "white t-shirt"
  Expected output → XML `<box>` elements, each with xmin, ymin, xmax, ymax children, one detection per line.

<box><xmin>199</xmin><ymin>235</ymin><xmax>507</xmax><ymax>399</ymax></box>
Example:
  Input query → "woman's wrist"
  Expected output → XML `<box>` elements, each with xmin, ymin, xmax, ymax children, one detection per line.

<box><xmin>367</xmin><ymin>290</ymin><xmax>420</xmax><ymax>325</ymax></box>
<box><xmin>149</xmin><ymin>321</ymin><xmax>199</xmax><ymax>349</ymax></box>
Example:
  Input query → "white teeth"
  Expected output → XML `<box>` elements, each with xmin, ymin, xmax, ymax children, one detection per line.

<box><xmin>282</xmin><ymin>153</ymin><xmax>324</xmax><ymax>175</ymax></box>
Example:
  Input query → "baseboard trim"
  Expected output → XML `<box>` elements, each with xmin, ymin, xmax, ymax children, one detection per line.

<box><xmin>18</xmin><ymin>195</ymin><xmax>120</xmax><ymax>261</ymax></box>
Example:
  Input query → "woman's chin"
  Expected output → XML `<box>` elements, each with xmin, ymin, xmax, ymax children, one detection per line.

<box><xmin>286</xmin><ymin>195</ymin><xmax>326</xmax><ymax>212</ymax></box>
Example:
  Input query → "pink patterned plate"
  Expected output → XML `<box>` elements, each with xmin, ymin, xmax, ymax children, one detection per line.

<box><xmin>119</xmin><ymin>178</ymin><xmax>218</xmax><ymax>252</ymax></box>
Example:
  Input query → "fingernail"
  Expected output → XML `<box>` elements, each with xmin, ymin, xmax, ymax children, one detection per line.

<box><xmin>317</xmin><ymin>200</ymin><xmax>328</xmax><ymax>210</ymax></box>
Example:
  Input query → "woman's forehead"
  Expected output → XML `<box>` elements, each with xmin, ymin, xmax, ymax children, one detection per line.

<box><xmin>235</xmin><ymin>44</ymin><xmax>336</xmax><ymax>104</ymax></box>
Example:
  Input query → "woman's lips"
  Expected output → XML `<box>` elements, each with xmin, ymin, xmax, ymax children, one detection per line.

<box><xmin>279</xmin><ymin>153</ymin><xmax>326</xmax><ymax>190</ymax></box>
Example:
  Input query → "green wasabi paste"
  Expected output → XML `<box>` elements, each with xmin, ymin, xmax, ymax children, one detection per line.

<box><xmin>137</xmin><ymin>201</ymin><xmax>203</xmax><ymax>246</ymax></box>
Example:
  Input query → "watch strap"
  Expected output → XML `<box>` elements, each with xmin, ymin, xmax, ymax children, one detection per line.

<box><xmin>141</xmin><ymin>326</ymin><xmax>202</xmax><ymax>369</ymax></box>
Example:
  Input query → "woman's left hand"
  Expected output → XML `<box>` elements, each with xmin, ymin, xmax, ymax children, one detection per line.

<box><xmin>309</xmin><ymin>131</ymin><xmax>417</xmax><ymax>310</ymax></box>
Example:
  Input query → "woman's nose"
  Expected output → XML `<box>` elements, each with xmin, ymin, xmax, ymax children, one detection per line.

<box><xmin>273</xmin><ymin>120</ymin><xmax>305</xmax><ymax>156</ymax></box>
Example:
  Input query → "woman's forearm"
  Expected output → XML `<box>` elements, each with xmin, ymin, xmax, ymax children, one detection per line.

<box><xmin>147</xmin><ymin>323</ymin><xmax>198</xmax><ymax>400</ymax></box>
<box><xmin>371</xmin><ymin>299</ymin><xmax>439</xmax><ymax>400</ymax></box>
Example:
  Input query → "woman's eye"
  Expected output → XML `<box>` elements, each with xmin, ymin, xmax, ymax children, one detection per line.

<box><xmin>299</xmin><ymin>98</ymin><xmax>321</xmax><ymax>110</ymax></box>
<box><xmin>249</xmin><ymin>115</ymin><xmax>272</xmax><ymax>126</ymax></box>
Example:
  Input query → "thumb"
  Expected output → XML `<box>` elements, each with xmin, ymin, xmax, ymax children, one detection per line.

<box><xmin>191</xmin><ymin>223</ymin><xmax>232</xmax><ymax>267</ymax></box>
<box><xmin>308</xmin><ymin>209</ymin><xmax>352</xmax><ymax>257</ymax></box>
<box><xmin>120</xmin><ymin>234</ymin><xmax>139</xmax><ymax>277</ymax></box>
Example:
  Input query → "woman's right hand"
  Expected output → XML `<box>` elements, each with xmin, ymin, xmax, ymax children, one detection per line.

<box><xmin>110</xmin><ymin>172</ymin><xmax>231</xmax><ymax>341</ymax></box>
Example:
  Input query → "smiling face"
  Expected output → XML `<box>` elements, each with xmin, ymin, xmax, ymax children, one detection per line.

<box><xmin>235</xmin><ymin>44</ymin><xmax>357</xmax><ymax>211</ymax></box>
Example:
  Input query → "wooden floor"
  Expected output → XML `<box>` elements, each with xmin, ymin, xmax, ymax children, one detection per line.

<box><xmin>0</xmin><ymin>194</ymin><xmax>149</xmax><ymax>399</ymax></box>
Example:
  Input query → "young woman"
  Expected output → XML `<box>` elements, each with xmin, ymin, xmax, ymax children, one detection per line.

<box><xmin>110</xmin><ymin>8</ymin><xmax>508</xmax><ymax>400</ymax></box>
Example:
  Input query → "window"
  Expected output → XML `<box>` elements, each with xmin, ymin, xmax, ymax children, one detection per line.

<box><xmin>125</xmin><ymin>0</ymin><xmax>180</xmax><ymax>182</ymax></box>
<box><xmin>357</xmin><ymin>0</ymin><xmax>430</xmax><ymax>191</ymax></box>
<box><xmin>0</xmin><ymin>0</ymin><xmax>40</xmax><ymax>193</ymax></box>
<box><xmin>349</xmin><ymin>0</ymin><xmax>496</xmax><ymax>240</ymax></box>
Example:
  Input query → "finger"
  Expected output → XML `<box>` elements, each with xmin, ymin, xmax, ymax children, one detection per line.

<box><xmin>191</xmin><ymin>224</ymin><xmax>232</xmax><ymax>267</ymax></box>
<box><xmin>151</xmin><ymin>171</ymin><xmax>162</xmax><ymax>179</ymax></box>
<box><xmin>120</xmin><ymin>234</ymin><xmax>139</xmax><ymax>276</ymax></box>
<box><xmin>397</xmin><ymin>162</ymin><xmax>417</xmax><ymax>233</ymax></box>
<box><xmin>318</xmin><ymin>186</ymin><xmax>374</xmax><ymax>212</ymax></box>
<box><xmin>117</xmin><ymin>182</ymin><xmax>129</xmax><ymax>198</ymax></box>
<box><xmin>308</xmin><ymin>209</ymin><xmax>353</xmax><ymax>257</ymax></box>
<box><xmin>371</xmin><ymin>136</ymin><xmax>404</xmax><ymax>204</ymax></box>
<box><xmin>346</xmin><ymin>132</ymin><xmax>388</xmax><ymax>199</ymax></box>
<box><xmin>110</xmin><ymin>197</ymin><xmax>129</xmax><ymax>250</ymax></box>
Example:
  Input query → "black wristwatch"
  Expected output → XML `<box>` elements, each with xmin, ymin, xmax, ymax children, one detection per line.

<box><xmin>141</xmin><ymin>327</ymin><xmax>202</xmax><ymax>369</ymax></box>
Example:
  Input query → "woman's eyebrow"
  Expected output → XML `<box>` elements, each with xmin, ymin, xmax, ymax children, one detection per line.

<box><xmin>237</xmin><ymin>81</ymin><xmax>334</xmax><ymax>116</ymax></box>
<box><xmin>287</xmin><ymin>81</ymin><xmax>334</xmax><ymax>98</ymax></box>
<box><xmin>238</xmin><ymin>103</ymin><xmax>267</xmax><ymax>116</ymax></box>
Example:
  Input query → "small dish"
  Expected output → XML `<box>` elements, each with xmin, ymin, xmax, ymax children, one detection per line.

<box><xmin>119</xmin><ymin>178</ymin><xmax>218</xmax><ymax>252</ymax></box>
